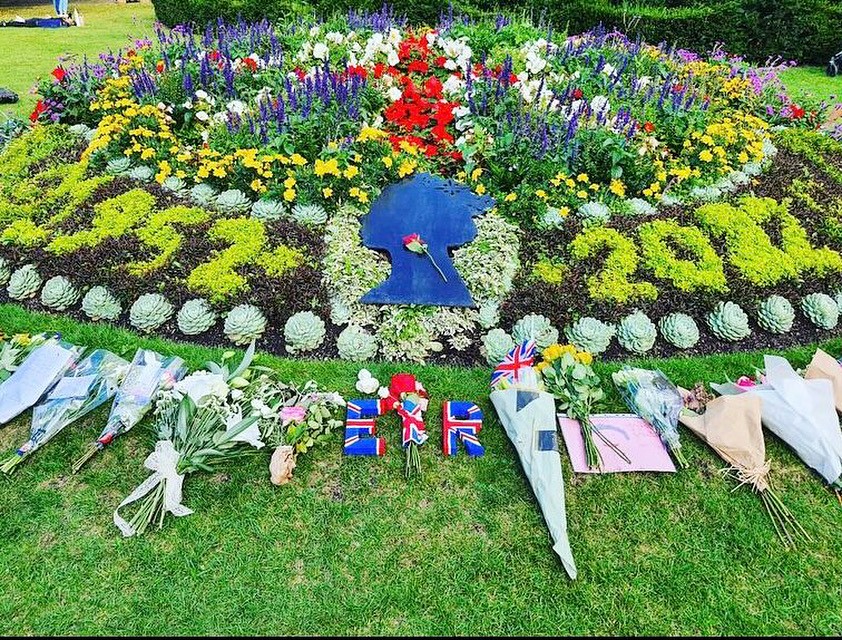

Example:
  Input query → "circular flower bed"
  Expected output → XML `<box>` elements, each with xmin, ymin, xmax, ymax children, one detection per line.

<box><xmin>0</xmin><ymin>10</ymin><xmax>840</xmax><ymax>362</ymax></box>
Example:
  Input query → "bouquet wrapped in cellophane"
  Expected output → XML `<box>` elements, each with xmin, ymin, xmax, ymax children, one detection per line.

<box><xmin>0</xmin><ymin>336</ymin><xmax>84</xmax><ymax>426</ymax></box>
<box><xmin>612</xmin><ymin>366</ymin><xmax>689</xmax><ymax>468</ymax></box>
<box><xmin>72</xmin><ymin>349</ymin><xmax>187</xmax><ymax>473</ymax></box>
<box><xmin>114</xmin><ymin>345</ymin><xmax>264</xmax><ymax>537</ymax></box>
<box><xmin>0</xmin><ymin>332</ymin><xmax>60</xmax><ymax>382</ymax></box>
<box><xmin>1</xmin><ymin>349</ymin><xmax>129</xmax><ymax>473</ymax></box>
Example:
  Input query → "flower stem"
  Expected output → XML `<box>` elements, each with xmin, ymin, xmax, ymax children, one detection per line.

<box><xmin>423</xmin><ymin>249</ymin><xmax>448</xmax><ymax>283</ymax></box>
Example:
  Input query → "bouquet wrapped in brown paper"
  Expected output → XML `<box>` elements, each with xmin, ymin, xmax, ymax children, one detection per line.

<box><xmin>804</xmin><ymin>348</ymin><xmax>842</xmax><ymax>414</ymax></box>
<box><xmin>679</xmin><ymin>390</ymin><xmax>810</xmax><ymax>547</ymax></box>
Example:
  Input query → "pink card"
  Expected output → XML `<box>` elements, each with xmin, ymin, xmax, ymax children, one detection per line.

<box><xmin>558</xmin><ymin>413</ymin><xmax>677</xmax><ymax>474</ymax></box>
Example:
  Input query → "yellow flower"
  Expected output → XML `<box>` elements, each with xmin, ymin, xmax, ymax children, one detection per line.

<box><xmin>574</xmin><ymin>351</ymin><xmax>593</xmax><ymax>366</ymax></box>
<box><xmin>349</xmin><ymin>187</ymin><xmax>360</xmax><ymax>198</ymax></box>
<box><xmin>565</xmin><ymin>178</ymin><xmax>576</xmax><ymax>189</ymax></box>
<box><xmin>504</xmin><ymin>192</ymin><xmax>517</xmax><ymax>202</ymax></box>
<box><xmin>13</xmin><ymin>333</ymin><xmax>31</xmax><ymax>346</ymax></box>
<box><xmin>357</xmin><ymin>190</ymin><xmax>369</xmax><ymax>204</ymax></box>
<box><xmin>589</xmin><ymin>183</ymin><xmax>600</xmax><ymax>192</ymax></box>
<box><xmin>475</xmin><ymin>184</ymin><xmax>486</xmax><ymax>195</ymax></box>
<box><xmin>290</xmin><ymin>153</ymin><xmax>307</xmax><ymax>166</ymax></box>
<box><xmin>357</xmin><ymin>126</ymin><xmax>386</xmax><ymax>142</ymax></box>
<box><xmin>534</xmin><ymin>361</ymin><xmax>550</xmax><ymax>373</ymax></box>
<box><xmin>283</xmin><ymin>188</ymin><xmax>296</xmax><ymax>202</ymax></box>
<box><xmin>343</xmin><ymin>165</ymin><xmax>359</xmax><ymax>179</ymax></box>
<box><xmin>471</xmin><ymin>167</ymin><xmax>483</xmax><ymax>181</ymax></box>
<box><xmin>322</xmin><ymin>187</ymin><xmax>333</xmax><ymax>198</ymax></box>
<box><xmin>284</xmin><ymin>175</ymin><xmax>297</xmax><ymax>189</ymax></box>
<box><xmin>576</xmin><ymin>173</ymin><xmax>589</xmax><ymax>183</ymax></box>
<box><xmin>558</xmin><ymin>206</ymin><xmax>570</xmax><ymax>217</ymax></box>
<box><xmin>398</xmin><ymin>159</ymin><xmax>417</xmax><ymax>178</ymax></box>
<box><xmin>382</xmin><ymin>156</ymin><xmax>394</xmax><ymax>169</ymax></box>
<box><xmin>738</xmin><ymin>151</ymin><xmax>749</xmax><ymax>164</ymax></box>
<box><xmin>536</xmin><ymin>189</ymin><xmax>547</xmax><ymax>199</ymax></box>
<box><xmin>576</xmin><ymin>190</ymin><xmax>589</xmax><ymax>199</ymax></box>
<box><xmin>314</xmin><ymin>158</ymin><xmax>341</xmax><ymax>177</ymax></box>
<box><xmin>609</xmin><ymin>179</ymin><xmax>626</xmax><ymax>197</ymax></box>
<box><xmin>140</xmin><ymin>147</ymin><xmax>155</xmax><ymax>160</ymax></box>
<box><xmin>250</xmin><ymin>178</ymin><xmax>265</xmax><ymax>192</ymax></box>
<box><xmin>699</xmin><ymin>149</ymin><xmax>714</xmax><ymax>162</ymax></box>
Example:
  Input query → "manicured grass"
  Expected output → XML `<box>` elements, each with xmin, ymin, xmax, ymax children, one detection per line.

<box><xmin>1</xmin><ymin>302</ymin><xmax>842</xmax><ymax>635</ymax></box>
<box><xmin>780</xmin><ymin>66</ymin><xmax>841</xmax><ymax>105</ymax></box>
<box><xmin>0</xmin><ymin>0</ymin><xmax>156</xmax><ymax>120</ymax></box>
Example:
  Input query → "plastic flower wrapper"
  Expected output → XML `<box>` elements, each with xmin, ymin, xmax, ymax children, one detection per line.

<box><xmin>72</xmin><ymin>349</ymin><xmax>187</xmax><ymax>473</ymax></box>
<box><xmin>1</xmin><ymin>349</ymin><xmax>129</xmax><ymax>474</ymax></box>
<box><xmin>0</xmin><ymin>332</ymin><xmax>60</xmax><ymax>382</ymax></box>
<box><xmin>114</xmin><ymin>345</ymin><xmax>263</xmax><ymax>537</ymax></box>
<box><xmin>679</xmin><ymin>387</ymin><xmax>810</xmax><ymax>547</ymax></box>
<box><xmin>804</xmin><ymin>348</ymin><xmax>842</xmax><ymax>414</ymax></box>
<box><xmin>490</xmin><ymin>362</ymin><xmax>578</xmax><ymax>578</ymax></box>
<box><xmin>711</xmin><ymin>355</ymin><xmax>842</xmax><ymax>490</ymax></box>
<box><xmin>0</xmin><ymin>336</ymin><xmax>83</xmax><ymax>426</ymax></box>
<box><xmin>611</xmin><ymin>367</ymin><xmax>689</xmax><ymax>468</ymax></box>
<box><xmin>537</xmin><ymin>344</ymin><xmax>628</xmax><ymax>470</ymax></box>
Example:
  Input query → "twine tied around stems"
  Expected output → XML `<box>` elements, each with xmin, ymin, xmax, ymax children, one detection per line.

<box><xmin>722</xmin><ymin>460</ymin><xmax>771</xmax><ymax>493</ymax></box>
<box><xmin>113</xmin><ymin>440</ymin><xmax>192</xmax><ymax>537</ymax></box>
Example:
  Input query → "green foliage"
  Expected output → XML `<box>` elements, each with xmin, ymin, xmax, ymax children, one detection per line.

<box><xmin>130</xmin><ymin>206</ymin><xmax>212</xmax><ymax>276</ymax></box>
<box><xmin>638</xmin><ymin>219</ymin><xmax>727</xmax><ymax>293</ymax></box>
<box><xmin>1</xmin><ymin>219</ymin><xmax>50</xmax><ymax>248</ymax></box>
<box><xmin>336</xmin><ymin>324</ymin><xmax>378</xmax><ymax>361</ymax></box>
<box><xmin>452</xmin><ymin>211</ymin><xmax>520</xmax><ymax>305</ymax></box>
<box><xmin>0</xmin><ymin>257</ymin><xmax>10</xmax><ymax>286</ymax></box>
<box><xmin>707</xmin><ymin>301</ymin><xmax>751</xmax><ymax>341</ymax></box>
<box><xmin>284</xmin><ymin>310</ymin><xmax>326</xmax><ymax>353</ymax></box>
<box><xmin>47</xmin><ymin>189</ymin><xmax>156</xmax><ymax>255</ymax></box>
<box><xmin>776</xmin><ymin>129</ymin><xmax>842</xmax><ymax>186</ymax></box>
<box><xmin>177</xmin><ymin>298</ymin><xmax>217</xmax><ymax>335</ymax></box>
<box><xmin>257</xmin><ymin>245</ymin><xmax>305</xmax><ymax>278</ymax></box>
<box><xmin>569</xmin><ymin>226</ymin><xmax>658</xmax><ymax>304</ymax></box>
<box><xmin>659</xmin><ymin>312</ymin><xmax>700</xmax><ymax>350</ymax></box>
<box><xmin>531</xmin><ymin>258</ymin><xmax>567</xmax><ymax>285</ymax></box>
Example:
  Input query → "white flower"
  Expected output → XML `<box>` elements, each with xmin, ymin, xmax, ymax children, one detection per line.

<box><xmin>386</xmin><ymin>48</ymin><xmax>400</xmax><ymax>66</ymax></box>
<box><xmin>326</xmin><ymin>31</ymin><xmax>344</xmax><ymax>45</ymax></box>
<box><xmin>309</xmin><ymin>25</ymin><xmax>320</xmax><ymax>37</ymax></box>
<box><xmin>227</xmin><ymin>100</ymin><xmax>246</xmax><ymax>115</ymax></box>
<box><xmin>313</xmin><ymin>42</ymin><xmax>329</xmax><ymax>61</ymax></box>
<box><xmin>182</xmin><ymin>100</ymin><xmax>193</xmax><ymax>110</ymax></box>
<box><xmin>175</xmin><ymin>371</ymin><xmax>229</xmax><ymax>406</ymax></box>
<box><xmin>601</xmin><ymin>63</ymin><xmax>616</xmax><ymax>77</ymax></box>
<box><xmin>443</xmin><ymin>58</ymin><xmax>457</xmax><ymax>71</ymax></box>
<box><xmin>212</xmin><ymin>111</ymin><xmax>228</xmax><ymax>124</ymax></box>
<box><xmin>387</xmin><ymin>86</ymin><xmax>403</xmax><ymax>102</ymax></box>
<box><xmin>590</xmin><ymin>95</ymin><xmax>610</xmax><ymax>116</ymax></box>
<box><xmin>525</xmin><ymin>53</ymin><xmax>546</xmax><ymax>75</ymax></box>
<box><xmin>230</xmin><ymin>388</ymin><xmax>244</xmax><ymax>401</ymax></box>
<box><xmin>638</xmin><ymin>76</ymin><xmax>652</xmax><ymax>88</ymax></box>
<box><xmin>195</xmin><ymin>110</ymin><xmax>209</xmax><ymax>122</ymax></box>
<box><xmin>377</xmin><ymin>386</ymin><xmax>390</xmax><ymax>399</ymax></box>
<box><xmin>387</xmin><ymin>28</ymin><xmax>401</xmax><ymax>46</ymax></box>
<box><xmin>194</xmin><ymin>89</ymin><xmax>208</xmax><ymax>101</ymax></box>
<box><xmin>355</xmin><ymin>369</ymin><xmax>380</xmax><ymax>394</ymax></box>
<box><xmin>442</xmin><ymin>74</ymin><xmax>463</xmax><ymax>95</ymax></box>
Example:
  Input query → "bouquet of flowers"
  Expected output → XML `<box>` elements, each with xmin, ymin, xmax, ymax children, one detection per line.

<box><xmin>113</xmin><ymin>345</ymin><xmax>264</xmax><ymax>536</ymax></box>
<box><xmin>235</xmin><ymin>373</ymin><xmax>345</xmax><ymax>485</ymax></box>
<box><xmin>1</xmin><ymin>349</ymin><xmax>129</xmax><ymax>474</ymax></box>
<box><xmin>0</xmin><ymin>336</ymin><xmax>84</xmax><ymax>426</ymax></box>
<box><xmin>611</xmin><ymin>367</ymin><xmax>689</xmax><ymax>468</ymax></box>
<box><xmin>679</xmin><ymin>384</ymin><xmax>810</xmax><ymax>547</ymax></box>
<box><xmin>0</xmin><ymin>332</ymin><xmax>59</xmax><ymax>382</ymax></box>
<box><xmin>72</xmin><ymin>349</ymin><xmax>187</xmax><ymax>473</ymax></box>
<box><xmin>537</xmin><ymin>344</ymin><xmax>627</xmax><ymax>470</ymax></box>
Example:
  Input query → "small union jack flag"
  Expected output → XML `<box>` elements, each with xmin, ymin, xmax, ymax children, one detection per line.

<box><xmin>442</xmin><ymin>401</ymin><xmax>484</xmax><ymax>457</ymax></box>
<box><xmin>490</xmin><ymin>340</ymin><xmax>536</xmax><ymax>388</ymax></box>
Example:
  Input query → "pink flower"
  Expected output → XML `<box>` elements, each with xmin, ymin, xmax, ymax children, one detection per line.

<box><xmin>735</xmin><ymin>376</ymin><xmax>757</xmax><ymax>388</ymax></box>
<box><xmin>280</xmin><ymin>405</ymin><xmax>307</xmax><ymax>426</ymax></box>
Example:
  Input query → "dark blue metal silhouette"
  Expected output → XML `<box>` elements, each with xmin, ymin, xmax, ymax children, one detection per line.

<box><xmin>360</xmin><ymin>173</ymin><xmax>495</xmax><ymax>307</ymax></box>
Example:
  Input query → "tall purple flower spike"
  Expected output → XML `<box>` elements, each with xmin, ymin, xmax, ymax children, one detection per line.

<box><xmin>360</xmin><ymin>173</ymin><xmax>494</xmax><ymax>308</ymax></box>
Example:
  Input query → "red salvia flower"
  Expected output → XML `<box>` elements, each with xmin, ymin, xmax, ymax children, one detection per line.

<box><xmin>51</xmin><ymin>67</ymin><xmax>66</xmax><ymax>82</ymax></box>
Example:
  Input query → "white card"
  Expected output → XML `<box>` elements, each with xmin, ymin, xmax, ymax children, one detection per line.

<box><xmin>48</xmin><ymin>374</ymin><xmax>97</xmax><ymax>400</ymax></box>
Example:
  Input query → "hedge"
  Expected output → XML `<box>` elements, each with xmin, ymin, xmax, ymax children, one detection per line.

<box><xmin>150</xmin><ymin>0</ymin><xmax>842</xmax><ymax>65</ymax></box>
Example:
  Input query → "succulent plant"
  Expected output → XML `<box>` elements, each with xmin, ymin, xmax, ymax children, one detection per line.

<box><xmin>626</xmin><ymin>197</ymin><xmax>657</xmax><ymax>216</ymax></box>
<box><xmin>762</xmin><ymin>138</ymin><xmax>778</xmax><ymax>159</ymax></box>
<box><xmin>224</xmin><ymin>304</ymin><xmax>267</xmax><ymax>345</ymax></box>
<box><xmin>564</xmin><ymin>316</ymin><xmax>615</xmax><ymax>355</ymax></box>
<box><xmin>729</xmin><ymin>170</ymin><xmax>750</xmax><ymax>186</ymax></box>
<box><xmin>291</xmin><ymin>203</ymin><xmax>328</xmax><ymax>226</ymax></box>
<box><xmin>577</xmin><ymin>201</ymin><xmax>610</xmax><ymax>227</ymax></box>
<box><xmin>215</xmin><ymin>189</ymin><xmax>251</xmax><ymax>214</ymax></box>
<box><xmin>328</xmin><ymin>298</ymin><xmax>352</xmax><ymax>326</ymax></box>
<box><xmin>129</xmin><ymin>293</ymin><xmax>174</xmax><ymax>333</ymax></box>
<box><xmin>659</xmin><ymin>313</ymin><xmax>700</xmax><ymax>349</ymax></box>
<box><xmin>512</xmin><ymin>313</ymin><xmax>559</xmax><ymax>350</ymax></box>
<box><xmin>190</xmin><ymin>182</ymin><xmax>217</xmax><ymax>207</ymax></box>
<box><xmin>128</xmin><ymin>165</ymin><xmax>155</xmax><ymax>182</ymax></box>
<box><xmin>707</xmin><ymin>301</ymin><xmax>751</xmax><ymax>341</ymax></box>
<box><xmin>477</xmin><ymin>302</ymin><xmax>500</xmax><ymax>329</ymax></box>
<box><xmin>81</xmin><ymin>286</ymin><xmax>122</xmax><ymax>321</ymax></box>
<box><xmin>336</xmin><ymin>324</ymin><xmax>378</xmax><ymax>361</ymax></box>
<box><xmin>251</xmin><ymin>199</ymin><xmax>286</xmax><ymax>220</ymax></box>
<box><xmin>0</xmin><ymin>257</ymin><xmax>11</xmax><ymax>286</ymax></box>
<box><xmin>176</xmin><ymin>298</ymin><xmax>216</xmax><ymax>335</ymax></box>
<box><xmin>714</xmin><ymin>176</ymin><xmax>735</xmax><ymax>193</ymax></box>
<box><xmin>541</xmin><ymin>206</ymin><xmax>567</xmax><ymax>228</ymax></box>
<box><xmin>40</xmin><ymin>275</ymin><xmax>79</xmax><ymax>311</ymax></box>
<box><xmin>743</xmin><ymin>161</ymin><xmax>763</xmax><ymax>176</ymax></box>
<box><xmin>162</xmin><ymin>176</ymin><xmax>186</xmax><ymax>194</ymax></box>
<box><xmin>481</xmin><ymin>328</ymin><xmax>515</xmax><ymax>366</ymax></box>
<box><xmin>7</xmin><ymin>264</ymin><xmax>42</xmax><ymax>300</ymax></box>
<box><xmin>284</xmin><ymin>311</ymin><xmax>326</xmax><ymax>353</ymax></box>
<box><xmin>756</xmin><ymin>295</ymin><xmax>795</xmax><ymax>334</ymax></box>
<box><xmin>690</xmin><ymin>185</ymin><xmax>723</xmax><ymax>202</ymax></box>
<box><xmin>616</xmin><ymin>310</ymin><xmax>658</xmax><ymax>354</ymax></box>
<box><xmin>659</xmin><ymin>192</ymin><xmax>683</xmax><ymax>207</ymax></box>
<box><xmin>106</xmin><ymin>156</ymin><xmax>132</xmax><ymax>176</ymax></box>
<box><xmin>68</xmin><ymin>123</ymin><xmax>93</xmax><ymax>139</ymax></box>
<box><xmin>801</xmin><ymin>293</ymin><xmax>839</xmax><ymax>330</ymax></box>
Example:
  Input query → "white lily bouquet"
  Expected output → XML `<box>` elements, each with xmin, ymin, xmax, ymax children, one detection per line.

<box><xmin>72</xmin><ymin>349</ymin><xmax>187</xmax><ymax>473</ymax></box>
<box><xmin>114</xmin><ymin>345</ymin><xmax>264</xmax><ymax>537</ymax></box>
<box><xmin>0</xmin><ymin>337</ymin><xmax>84</xmax><ymax>426</ymax></box>
<box><xmin>1</xmin><ymin>349</ymin><xmax>129</xmax><ymax>474</ymax></box>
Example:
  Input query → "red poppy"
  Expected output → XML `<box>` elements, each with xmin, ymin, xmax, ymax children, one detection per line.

<box><xmin>242</xmin><ymin>57</ymin><xmax>258</xmax><ymax>72</ymax></box>
<box><xmin>643</xmin><ymin>121</ymin><xmax>655</xmax><ymax>133</ymax></box>
<box><xmin>51</xmin><ymin>67</ymin><xmax>66</xmax><ymax>82</ymax></box>
<box><xmin>790</xmin><ymin>104</ymin><xmax>805</xmax><ymax>119</ymax></box>
<box><xmin>572</xmin><ymin>88</ymin><xmax>583</xmax><ymax>100</ymax></box>
<box><xmin>155</xmin><ymin>60</ymin><xmax>165</xmax><ymax>73</ymax></box>
<box><xmin>29</xmin><ymin>100</ymin><xmax>46</xmax><ymax>123</ymax></box>
<box><xmin>673</xmin><ymin>83</ymin><xmax>685</xmax><ymax>93</ymax></box>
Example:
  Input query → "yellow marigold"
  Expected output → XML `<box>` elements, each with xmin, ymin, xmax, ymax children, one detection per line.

<box><xmin>382</xmin><ymin>156</ymin><xmax>394</xmax><ymax>168</ymax></box>
<box><xmin>576</xmin><ymin>190</ymin><xmax>589</xmax><ymax>199</ymax></box>
<box><xmin>475</xmin><ymin>184</ymin><xmax>486</xmax><ymax>195</ymax></box>
<box><xmin>398</xmin><ymin>159</ymin><xmax>416</xmax><ymax>178</ymax></box>
<box><xmin>314</xmin><ymin>158</ymin><xmax>340</xmax><ymax>177</ymax></box>
<box><xmin>577</xmin><ymin>173</ymin><xmax>589</xmax><ymax>183</ymax></box>
<box><xmin>283</xmin><ymin>188</ymin><xmax>296</xmax><ymax>202</ymax></box>
<box><xmin>565</xmin><ymin>178</ymin><xmax>576</xmax><ymax>189</ymax></box>
<box><xmin>699</xmin><ymin>149</ymin><xmax>714</xmax><ymax>162</ymax></box>
<box><xmin>322</xmin><ymin>187</ymin><xmax>333</xmax><ymax>198</ymax></box>
<box><xmin>343</xmin><ymin>165</ymin><xmax>359</xmax><ymax>179</ymax></box>
<box><xmin>250</xmin><ymin>178</ymin><xmax>265</xmax><ymax>192</ymax></box>
<box><xmin>357</xmin><ymin>126</ymin><xmax>386</xmax><ymax>142</ymax></box>
<box><xmin>536</xmin><ymin>189</ymin><xmax>547</xmax><ymax>199</ymax></box>
<box><xmin>471</xmin><ymin>167</ymin><xmax>483</xmax><ymax>181</ymax></box>
<box><xmin>284</xmin><ymin>175</ymin><xmax>297</xmax><ymax>189</ymax></box>
<box><xmin>504</xmin><ymin>192</ymin><xmax>517</xmax><ymax>202</ymax></box>
<box><xmin>290</xmin><ymin>153</ymin><xmax>307</xmax><ymax>166</ymax></box>
<box><xmin>609</xmin><ymin>179</ymin><xmax>626</xmax><ymax>197</ymax></box>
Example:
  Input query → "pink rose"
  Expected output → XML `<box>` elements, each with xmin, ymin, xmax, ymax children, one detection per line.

<box><xmin>280</xmin><ymin>405</ymin><xmax>307</xmax><ymax>426</ymax></box>
<box><xmin>735</xmin><ymin>376</ymin><xmax>756</xmax><ymax>388</ymax></box>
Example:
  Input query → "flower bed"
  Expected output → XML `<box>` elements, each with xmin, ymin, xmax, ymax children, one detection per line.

<box><xmin>0</xmin><ymin>10</ymin><xmax>840</xmax><ymax>363</ymax></box>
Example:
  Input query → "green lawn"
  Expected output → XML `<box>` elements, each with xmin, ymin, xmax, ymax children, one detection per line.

<box><xmin>780</xmin><ymin>66</ymin><xmax>841</xmax><ymax>105</ymax></box>
<box><xmin>0</xmin><ymin>0</ymin><xmax>156</xmax><ymax>120</ymax></box>
<box><xmin>1</xmin><ymin>302</ymin><xmax>842</xmax><ymax>635</ymax></box>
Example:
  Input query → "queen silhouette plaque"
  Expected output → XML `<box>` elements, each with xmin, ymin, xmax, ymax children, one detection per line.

<box><xmin>360</xmin><ymin>173</ymin><xmax>495</xmax><ymax>307</ymax></box>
